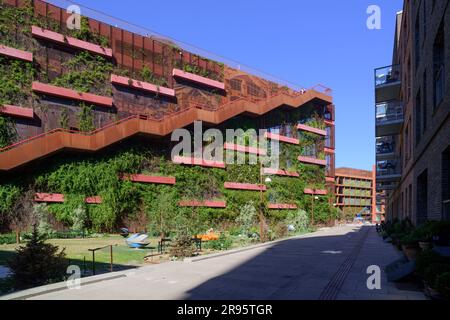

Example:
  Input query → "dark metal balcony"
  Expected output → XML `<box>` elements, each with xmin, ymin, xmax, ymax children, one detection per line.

<box><xmin>375</xmin><ymin>65</ymin><xmax>401</xmax><ymax>103</ymax></box>
<box><xmin>376</xmin><ymin>181</ymin><xmax>397</xmax><ymax>192</ymax></box>
<box><xmin>376</xmin><ymin>160</ymin><xmax>401</xmax><ymax>182</ymax></box>
<box><xmin>376</xmin><ymin>136</ymin><xmax>396</xmax><ymax>160</ymax></box>
<box><xmin>376</xmin><ymin>101</ymin><xmax>404</xmax><ymax>136</ymax></box>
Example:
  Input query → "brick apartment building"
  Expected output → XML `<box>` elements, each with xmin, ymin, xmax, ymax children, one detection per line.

<box><xmin>335</xmin><ymin>167</ymin><xmax>384</xmax><ymax>223</ymax></box>
<box><xmin>375</xmin><ymin>0</ymin><xmax>450</xmax><ymax>224</ymax></box>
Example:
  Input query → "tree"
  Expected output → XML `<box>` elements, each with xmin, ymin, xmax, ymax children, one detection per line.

<box><xmin>8</xmin><ymin>225</ymin><xmax>67</xmax><ymax>290</ymax></box>
<box><xmin>9</xmin><ymin>189</ymin><xmax>35</xmax><ymax>244</ymax></box>
<box><xmin>236</xmin><ymin>201</ymin><xmax>257</xmax><ymax>236</ymax></box>
<box><xmin>147</xmin><ymin>190</ymin><xmax>177</xmax><ymax>238</ymax></box>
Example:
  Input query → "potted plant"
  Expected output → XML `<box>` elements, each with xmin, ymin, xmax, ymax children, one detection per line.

<box><xmin>415</xmin><ymin>227</ymin><xmax>433</xmax><ymax>250</ymax></box>
<box><xmin>400</xmin><ymin>233</ymin><xmax>419</xmax><ymax>261</ymax></box>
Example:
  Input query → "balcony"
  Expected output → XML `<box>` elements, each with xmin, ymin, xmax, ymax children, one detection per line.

<box><xmin>377</xmin><ymin>181</ymin><xmax>397</xmax><ymax>192</ymax></box>
<box><xmin>376</xmin><ymin>160</ymin><xmax>401</xmax><ymax>182</ymax></box>
<box><xmin>376</xmin><ymin>101</ymin><xmax>404</xmax><ymax>136</ymax></box>
<box><xmin>376</xmin><ymin>136</ymin><xmax>396</xmax><ymax>160</ymax></box>
<box><xmin>375</xmin><ymin>65</ymin><xmax>401</xmax><ymax>103</ymax></box>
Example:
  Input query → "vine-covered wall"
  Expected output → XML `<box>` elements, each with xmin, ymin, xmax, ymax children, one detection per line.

<box><xmin>0</xmin><ymin>107</ymin><xmax>337</xmax><ymax>233</ymax></box>
<box><xmin>0</xmin><ymin>0</ymin><xmax>337</xmax><ymax>234</ymax></box>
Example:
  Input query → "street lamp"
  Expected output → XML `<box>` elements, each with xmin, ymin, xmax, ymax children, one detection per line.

<box><xmin>311</xmin><ymin>195</ymin><xmax>319</xmax><ymax>226</ymax></box>
<box><xmin>259</xmin><ymin>164</ymin><xmax>272</xmax><ymax>243</ymax></box>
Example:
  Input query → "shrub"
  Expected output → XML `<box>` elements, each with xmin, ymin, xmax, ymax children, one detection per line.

<box><xmin>169</xmin><ymin>231</ymin><xmax>196</xmax><ymax>259</ymax></box>
<box><xmin>415</xmin><ymin>250</ymin><xmax>447</xmax><ymax>276</ymax></box>
<box><xmin>204</xmin><ymin>233</ymin><xmax>232</xmax><ymax>251</ymax></box>
<box><xmin>424</xmin><ymin>263</ymin><xmax>450</xmax><ymax>288</ymax></box>
<box><xmin>235</xmin><ymin>201</ymin><xmax>257</xmax><ymax>236</ymax></box>
<box><xmin>285</xmin><ymin>209</ymin><xmax>309</xmax><ymax>233</ymax></box>
<box><xmin>8</xmin><ymin>226</ymin><xmax>67</xmax><ymax>290</ymax></box>
<box><xmin>400</xmin><ymin>233</ymin><xmax>419</xmax><ymax>246</ymax></box>
<box><xmin>435</xmin><ymin>272</ymin><xmax>450</xmax><ymax>299</ymax></box>
<box><xmin>0</xmin><ymin>233</ymin><xmax>16</xmax><ymax>245</ymax></box>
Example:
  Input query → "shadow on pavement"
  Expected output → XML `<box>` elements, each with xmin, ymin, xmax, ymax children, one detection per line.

<box><xmin>184</xmin><ymin>226</ymin><xmax>366</xmax><ymax>300</ymax></box>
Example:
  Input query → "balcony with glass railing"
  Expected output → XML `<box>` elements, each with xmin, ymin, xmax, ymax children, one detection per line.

<box><xmin>376</xmin><ymin>136</ymin><xmax>397</xmax><ymax>160</ymax></box>
<box><xmin>375</xmin><ymin>64</ymin><xmax>401</xmax><ymax>103</ymax></box>
<box><xmin>376</xmin><ymin>159</ymin><xmax>401</xmax><ymax>182</ymax></box>
<box><xmin>376</xmin><ymin>101</ymin><xmax>404</xmax><ymax>136</ymax></box>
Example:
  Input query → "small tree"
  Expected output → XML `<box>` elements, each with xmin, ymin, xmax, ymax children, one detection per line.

<box><xmin>34</xmin><ymin>203</ymin><xmax>53</xmax><ymax>237</ymax></box>
<box><xmin>236</xmin><ymin>201</ymin><xmax>257</xmax><ymax>236</ymax></box>
<box><xmin>169</xmin><ymin>230</ymin><xmax>196</xmax><ymax>259</ymax></box>
<box><xmin>8</xmin><ymin>225</ymin><xmax>67</xmax><ymax>290</ymax></box>
<box><xmin>71</xmin><ymin>205</ymin><xmax>86</xmax><ymax>231</ymax></box>
<box><xmin>285</xmin><ymin>209</ymin><xmax>309</xmax><ymax>233</ymax></box>
<box><xmin>147</xmin><ymin>191</ymin><xmax>177</xmax><ymax>238</ymax></box>
<box><xmin>9</xmin><ymin>189</ymin><xmax>35</xmax><ymax>244</ymax></box>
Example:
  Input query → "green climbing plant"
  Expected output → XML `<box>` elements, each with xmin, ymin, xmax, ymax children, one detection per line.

<box><xmin>77</xmin><ymin>103</ymin><xmax>95</xmax><ymax>132</ymax></box>
<box><xmin>52</xmin><ymin>51</ymin><xmax>113</xmax><ymax>95</ymax></box>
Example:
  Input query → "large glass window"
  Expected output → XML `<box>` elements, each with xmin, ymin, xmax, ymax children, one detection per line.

<box><xmin>433</xmin><ymin>22</ymin><xmax>445</xmax><ymax>109</ymax></box>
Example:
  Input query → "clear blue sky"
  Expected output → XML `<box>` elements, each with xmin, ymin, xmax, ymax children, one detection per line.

<box><xmin>62</xmin><ymin>0</ymin><xmax>403</xmax><ymax>171</ymax></box>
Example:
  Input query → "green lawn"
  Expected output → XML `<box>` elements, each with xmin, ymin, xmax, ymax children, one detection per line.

<box><xmin>0</xmin><ymin>235</ymin><xmax>162</xmax><ymax>274</ymax></box>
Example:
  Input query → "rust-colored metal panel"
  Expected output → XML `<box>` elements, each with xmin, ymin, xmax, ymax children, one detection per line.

<box><xmin>122</xmin><ymin>30</ymin><xmax>134</xmax><ymax>72</ymax></box>
<box><xmin>133</xmin><ymin>34</ymin><xmax>144</xmax><ymax>71</ymax></box>
<box><xmin>2</xmin><ymin>0</ymin><xmax>17</xmax><ymax>6</ymax></box>
<box><xmin>99</xmin><ymin>22</ymin><xmax>111</xmax><ymax>45</ymax></box>
<box><xmin>33</xmin><ymin>0</ymin><xmax>47</xmax><ymax>18</ymax></box>
<box><xmin>46</xmin><ymin>2</ymin><xmax>62</xmax><ymax>29</ymax></box>
<box><xmin>112</xmin><ymin>26</ymin><xmax>123</xmax><ymax>66</ymax></box>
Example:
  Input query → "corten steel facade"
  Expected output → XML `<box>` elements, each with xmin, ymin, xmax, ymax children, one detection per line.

<box><xmin>334</xmin><ymin>167</ymin><xmax>384</xmax><ymax>223</ymax></box>
<box><xmin>0</xmin><ymin>0</ymin><xmax>336</xmax><ymax>209</ymax></box>
<box><xmin>375</xmin><ymin>0</ymin><xmax>450</xmax><ymax>225</ymax></box>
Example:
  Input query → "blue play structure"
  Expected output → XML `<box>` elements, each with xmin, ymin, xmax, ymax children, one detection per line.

<box><xmin>126</xmin><ymin>233</ymin><xmax>150</xmax><ymax>249</ymax></box>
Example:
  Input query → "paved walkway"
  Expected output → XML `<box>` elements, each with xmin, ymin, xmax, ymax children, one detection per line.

<box><xmin>5</xmin><ymin>225</ymin><xmax>427</xmax><ymax>300</ymax></box>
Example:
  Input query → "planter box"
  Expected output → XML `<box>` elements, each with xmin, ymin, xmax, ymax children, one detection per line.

<box><xmin>32</xmin><ymin>82</ymin><xmax>113</xmax><ymax>107</ymax></box>
<box><xmin>298</xmin><ymin>156</ymin><xmax>327</xmax><ymax>166</ymax></box>
<box><xmin>297</xmin><ymin>123</ymin><xmax>326</xmax><ymax>136</ymax></box>
<box><xmin>0</xmin><ymin>105</ymin><xmax>34</xmax><ymax>119</ymax></box>
<box><xmin>304</xmin><ymin>188</ymin><xmax>328</xmax><ymax>195</ymax></box>
<box><xmin>223</xmin><ymin>143</ymin><xmax>266</xmax><ymax>156</ymax></box>
<box><xmin>121</xmin><ymin>174</ymin><xmax>176</xmax><ymax>185</ymax></box>
<box><xmin>268</xmin><ymin>204</ymin><xmax>298</xmax><ymax>210</ymax></box>
<box><xmin>85</xmin><ymin>196</ymin><xmax>103</xmax><ymax>204</ymax></box>
<box><xmin>324</xmin><ymin>147</ymin><xmax>335</xmax><ymax>154</ymax></box>
<box><xmin>34</xmin><ymin>193</ymin><xmax>102</xmax><ymax>204</ymax></box>
<box><xmin>111</xmin><ymin>74</ymin><xmax>175</xmax><ymax>97</ymax></box>
<box><xmin>179</xmin><ymin>200</ymin><xmax>227</xmax><ymax>208</ymax></box>
<box><xmin>0</xmin><ymin>45</ymin><xmax>33</xmax><ymax>62</ymax></box>
<box><xmin>173</xmin><ymin>156</ymin><xmax>225</xmax><ymax>169</ymax></box>
<box><xmin>224</xmin><ymin>182</ymin><xmax>266</xmax><ymax>191</ymax></box>
<box><xmin>32</xmin><ymin>26</ymin><xmax>112</xmax><ymax>58</ymax></box>
<box><xmin>34</xmin><ymin>193</ymin><xmax>65</xmax><ymax>203</ymax></box>
<box><xmin>263</xmin><ymin>168</ymin><xmax>299</xmax><ymax>177</ymax></box>
<box><xmin>264</xmin><ymin>132</ymin><xmax>299</xmax><ymax>145</ymax></box>
<box><xmin>172</xmin><ymin>68</ymin><xmax>225</xmax><ymax>90</ymax></box>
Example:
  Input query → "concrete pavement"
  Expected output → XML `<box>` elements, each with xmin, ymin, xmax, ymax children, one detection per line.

<box><xmin>3</xmin><ymin>225</ymin><xmax>427</xmax><ymax>300</ymax></box>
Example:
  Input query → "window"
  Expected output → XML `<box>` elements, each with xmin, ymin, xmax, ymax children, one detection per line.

<box><xmin>433</xmin><ymin>22</ymin><xmax>445</xmax><ymax>109</ymax></box>
<box><xmin>230</xmin><ymin>79</ymin><xmax>242</xmax><ymax>91</ymax></box>
<box><xmin>415</xmin><ymin>90</ymin><xmax>421</xmax><ymax>144</ymax></box>
<box><xmin>423</xmin><ymin>0</ymin><xmax>427</xmax><ymax>38</ymax></box>
<box><xmin>409</xmin><ymin>184</ymin><xmax>413</xmax><ymax>218</ymax></box>
<box><xmin>417</xmin><ymin>170</ymin><xmax>428</xmax><ymax>225</ymax></box>
<box><xmin>405</xmin><ymin>124</ymin><xmax>410</xmax><ymax>165</ymax></box>
<box><xmin>247</xmin><ymin>82</ymin><xmax>265</xmax><ymax>98</ymax></box>
<box><xmin>423</xmin><ymin>70</ymin><xmax>428</xmax><ymax>132</ymax></box>
<box><xmin>443</xmin><ymin>147</ymin><xmax>450</xmax><ymax>221</ymax></box>
<box><xmin>415</xmin><ymin>10</ymin><xmax>420</xmax><ymax>67</ymax></box>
